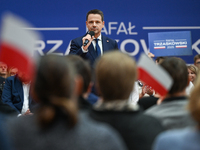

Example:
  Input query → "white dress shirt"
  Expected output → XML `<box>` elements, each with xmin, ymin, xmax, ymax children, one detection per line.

<box><xmin>21</xmin><ymin>83</ymin><xmax>30</xmax><ymax>114</ymax></box>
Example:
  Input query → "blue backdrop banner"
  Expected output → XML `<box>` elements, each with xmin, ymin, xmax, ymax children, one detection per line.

<box><xmin>1</xmin><ymin>0</ymin><xmax>200</xmax><ymax>64</ymax></box>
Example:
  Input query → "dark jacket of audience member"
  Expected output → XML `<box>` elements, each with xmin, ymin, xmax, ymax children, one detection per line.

<box><xmin>138</xmin><ymin>96</ymin><xmax>159</xmax><ymax>110</ymax></box>
<box><xmin>1</xmin><ymin>75</ymin><xmax>35</xmax><ymax>114</ymax></box>
<box><xmin>89</xmin><ymin>51</ymin><xmax>164</xmax><ymax>150</ymax></box>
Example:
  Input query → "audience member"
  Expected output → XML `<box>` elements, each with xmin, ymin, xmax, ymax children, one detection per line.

<box><xmin>6</xmin><ymin>55</ymin><xmax>127</xmax><ymax>150</ymax></box>
<box><xmin>187</xmin><ymin>64</ymin><xmax>199</xmax><ymax>85</ymax></box>
<box><xmin>138</xmin><ymin>96</ymin><xmax>159</xmax><ymax>111</ymax></box>
<box><xmin>8</xmin><ymin>67</ymin><xmax>18</xmax><ymax>77</ymax></box>
<box><xmin>0</xmin><ymin>62</ymin><xmax>8</xmax><ymax>78</ymax></box>
<box><xmin>153</xmin><ymin>72</ymin><xmax>200</xmax><ymax>150</ymax></box>
<box><xmin>89</xmin><ymin>51</ymin><xmax>164</xmax><ymax>150</ymax></box>
<box><xmin>0</xmin><ymin>76</ymin><xmax>17</xmax><ymax>116</ymax></box>
<box><xmin>2</xmin><ymin>71</ymin><xmax>35</xmax><ymax>115</ymax></box>
<box><xmin>66</xmin><ymin>55</ymin><xmax>98</xmax><ymax>109</ymax></box>
<box><xmin>194</xmin><ymin>54</ymin><xmax>200</xmax><ymax>69</ymax></box>
<box><xmin>155</xmin><ymin>57</ymin><xmax>166</xmax><ymax>64</ymax></box>
<box><xmin>137</xmin><ymin>55</ymin><xmax>166</xmax><ymax>104</ymax></box>
<box><xmin>137</xmin><ymin>81</ymin><xmax>159</xmax><ymax>111</ymax></box>
<box><xmin>128</xmin><ymin>81</ymin><xmax>140</xmax><ymax>105</ymax></box>
<box><xmin>145</xmin><ymin>57</ymin><xmax>196</xmax><ymax>130</ymax></box>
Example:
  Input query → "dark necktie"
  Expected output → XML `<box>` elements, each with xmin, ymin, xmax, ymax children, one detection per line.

<box><xmin>95</xmin><ymin>38</ymin><xmax>101</xmax><ymax>57</ymax></box>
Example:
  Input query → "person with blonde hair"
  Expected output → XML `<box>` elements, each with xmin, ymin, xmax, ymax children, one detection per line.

<box><xmin>187</xmin><ymin>64</ymin><xmax>199</xmax><ymax>85</ymax></box>
<box><xmin>6</xmin><ymin>55</ymin><xmax>127</xmax><ymax>150</ymax></box>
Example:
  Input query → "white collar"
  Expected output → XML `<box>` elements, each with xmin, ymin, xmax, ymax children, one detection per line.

<box><xmin>95</xmin><ymin>34</ymin><xmax>102</xmax><ymax>41</ymax></box>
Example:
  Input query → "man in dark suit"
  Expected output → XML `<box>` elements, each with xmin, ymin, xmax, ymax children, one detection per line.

<box><xmin>69</xmin><ymin>9</ymin><xmax>118</xmax><ymax>68</ymax></box>
<box><xmin>0</xmin><ymin>76</ymin><xmax>18</xmax><ymax>115</ymax></box>
<box><xmin>1</xmin><ymin>73</ymin><xmax>34</xmax><ymax>115</ymax></box>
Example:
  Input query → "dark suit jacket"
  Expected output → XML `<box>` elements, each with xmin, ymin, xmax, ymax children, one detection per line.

<box><xmin>89</xmin><ymin>108</ymin><xmax>164</xmax><ymax>150</ymax></box>
<box><xmin>0</xmin><ymin>76</ymin><xmax>5</xmax><ymax>100</ymax></box>
<box><xmin>2</xmin><ymin>75</ymin><xmax>34</xmax><ymax>113</ymax></box>
<box><xmin>69</xmin><ymin>34</ymin><xmax>118</xmax><ymax>68</ymax></box>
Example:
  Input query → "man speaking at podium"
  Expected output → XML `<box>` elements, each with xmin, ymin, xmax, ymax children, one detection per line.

<box><xmin>69</xmin><ymin>9</ymin><xmax>118</xmax><ymax>69</ymax></box>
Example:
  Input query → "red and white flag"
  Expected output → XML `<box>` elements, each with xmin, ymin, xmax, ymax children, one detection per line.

<box><xmin>0</xmin><ymin>13</ymin><xmax>41</xmax><ymax>80</ymax></box>
<box><xmin>137</xmin><ymin>53</ymin><xmax>173</xmax><ymax>96</ymax></box>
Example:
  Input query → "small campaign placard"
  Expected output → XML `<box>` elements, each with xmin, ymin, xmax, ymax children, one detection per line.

<box><xmin>148</xmin><ymin>31</ymin><xmax>192</xmax><ymax>56</ymax></box>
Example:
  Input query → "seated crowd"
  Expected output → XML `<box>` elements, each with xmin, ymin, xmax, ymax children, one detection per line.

<box><xmin>0</xmin><ymin>52</ymin><xmax>200</xmax><ymax>150</ymax></box>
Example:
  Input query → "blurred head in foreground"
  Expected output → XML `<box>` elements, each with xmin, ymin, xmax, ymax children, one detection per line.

<box><xmin>189</xmin><ymin>73</ymin><xmax>200</xmax><ymax>127</ymax></box>
<box><xmin>66</xmin><ymin>55</ymin><xmax>92</xmax><ymax>97</ymax></box>
<box><xmin>160</xmin><ymin>57</ymin><xmax>188</xmax><ymax>97</ymax></box>
<box><xmin>31</xmin><ymin>55</ymin><xmax>78</xmax><ymax>129</ymax></box>
<box><xmin>95</xmin><ymin>51</ymin><xmax>137</xmax><ymax>101</ymax></box>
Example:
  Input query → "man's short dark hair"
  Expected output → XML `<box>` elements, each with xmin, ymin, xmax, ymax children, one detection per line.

<box><xmin>156</xmin><ymin>57</ymin><xmax>166</xmax><ymax>64</ymax></box>
<box><xmin>86</xmin><ymin>9</ymin><xmax>104</xmax><ymax>22</ymax></box>
<box><xmin>66</xmin><ymin>55</ymin><xmax>91</xmax><ymax>94</ymax></box>
<box><xmin>194</xmin><ymin>54</ymin><xmax>200</xmax><ymax>63</ymax></box>
<box><xmin>160</xmin><ymin>57</ymin><xmax>188</xmax><ymax>95</ymax></box>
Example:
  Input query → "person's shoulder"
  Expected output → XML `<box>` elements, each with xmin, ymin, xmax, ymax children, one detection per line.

<box><xmin>78</xmin><ymin>112</ymin><xmax>127</xmax><ymax>149</ymax></box>
<box><xmin>79</xmin><ymin>112</ymin><xmax>121</xmax><ymax>136</ymax></box>
<box><xmin>6</xmin><ymin>75</ymin><xmax>16</xmax><ymax>81</ymax></box>
<box><xmin>5</xmin><ymin>75</ymin><xmax>20</xmax><ymax>84</ymax></box>
<box><xmin>102</xmin><ymin>35</ymin><xmax>116</xmax><ymax>42</ymax></box>
<box><xmin>79</xmin><ymin>112</ymin><xmax>112</xmax><ymax>131</ymax></box>
<box><xmin>71</xmin><ymin>35</ymin><xmax>85</xmax><ymax>41</ymax></box>
<box><xmin>153</xmin><ymin>128</ymin><xmax>194</xmax><ymax>149</ymax></box>
<box><xmin>144</xmin><ymin>103</ymin><xmax>162</xmax><ymax>114</ymax></box>
<box><xmin>135</xmin><ymin>112</ymin><xmax>164</xmax><ymax>128</ymax></box>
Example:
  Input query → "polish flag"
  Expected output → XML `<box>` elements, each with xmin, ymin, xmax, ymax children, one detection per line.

<box><xmin>176</xmin><ymin>45</ymin><xmax>187</xmax><ymax>48</ymax></box>
<box><xmin>154</xmin><ymin>46</ymin><xmax>165</xmax><ymax>49</ymax></box>
<box><xmin>0</xmin><ymin>13</ymin><xmax>41</xmax><ymax>80</ymax></box>
<box><xmin>137</xmin><ymin>53</ymin><xmax>173</xmax><ymax>96</ymax></box>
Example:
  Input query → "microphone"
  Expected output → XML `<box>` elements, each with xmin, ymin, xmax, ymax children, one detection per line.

<box><xmin>83</xmin><ymin>31</ymin><xmax>95</xmax><ymax>46</ymax></box>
